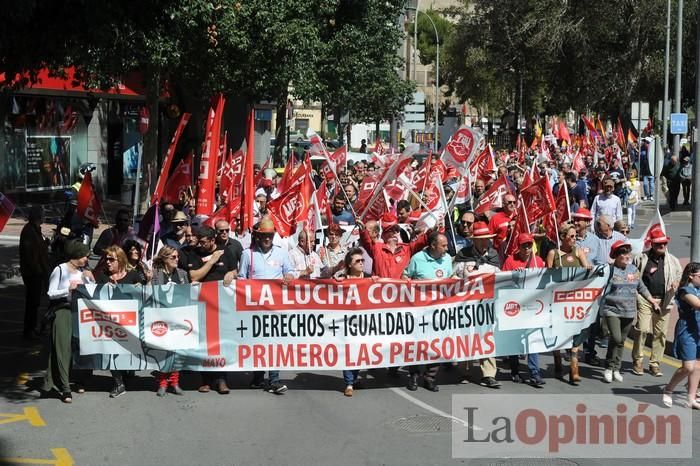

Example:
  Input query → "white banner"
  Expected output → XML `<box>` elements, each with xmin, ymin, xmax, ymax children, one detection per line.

<box><xmin>72</xmin><ymin>267</ymin><xmax>610</xmax><ymax>371</ymax></box>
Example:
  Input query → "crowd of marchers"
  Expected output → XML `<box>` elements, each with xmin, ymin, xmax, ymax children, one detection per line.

<box><xmin>17</xmin><ymin>135</ymin><xmax>700</xmax><ymax>409</ymax></box>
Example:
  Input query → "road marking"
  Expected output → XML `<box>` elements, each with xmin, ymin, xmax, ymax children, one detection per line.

<box><xmin>388</xmin><ymin>387</ymin><xmax>481</xmax><ymax>430</ymax></box>
<box><xmin>0</xmin><ymin>448</ymin><xmax>73</xmax><ymax>466</ymax></box>
<box><xmin>0</xmin><ymin>407</ymin><xmax>46</xmax><ymax>427</ymax></box>
<box><xmin>623</xmin><ymin>340</ymin><xmax>681</xmax><ymax>368</ymax></box>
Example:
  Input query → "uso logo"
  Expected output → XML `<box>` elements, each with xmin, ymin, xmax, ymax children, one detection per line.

<box><xmin>504</xmin><ymin>301</ymin><xmax>520</xmax><ymax>317</ymax></box>
<box><xmin>151</xmin><ymin>321</ymin><xmax>169</xmax><ymax>337</ymax></box>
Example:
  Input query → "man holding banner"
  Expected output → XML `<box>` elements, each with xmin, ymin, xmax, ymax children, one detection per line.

<box><xmin>189</xmin><ymin>226</ymin><xmax>238</xmax><ymax>395</ymax></box>
<box><xmin>404</xmin><ymin>232</ymin><xmax>452</xmax><ymax>392</ymax></box>
<box><xmin>238</xmin><ymin>217</ymin><xmax>295</xmax><ymax>394</ymax></box>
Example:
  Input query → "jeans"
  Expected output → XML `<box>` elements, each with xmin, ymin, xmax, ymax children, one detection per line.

<box><xmin>509</xmin><ymin>353</ymin><xmax>540</xmax><ymax>378</ymax></box>
<box><xmin>627</xmin><ymin>204</ymin><xmax>636</xmax><ymax>227</ymax></box>
<box><xmin>343</xmin><ymin>370</ymin><xmax>359</xmax><ymax>385</ymax></box>
<box><xmin>643</xmin><ymin>176</ymin><xmax>655</xmax><ymax>199</ymax></box>
<box><xmin>605</xmin><ymin>315</ymin><xmax>635</xmax><ymax>371</ymax></box>
<box><xmin>253</xmin><ymin>370</ymin><xmax>280</xmax><ymax>384</ymax></box>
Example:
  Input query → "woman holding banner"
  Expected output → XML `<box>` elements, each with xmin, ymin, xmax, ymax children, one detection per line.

<box><xmin>600</xmin><ymin>241</ymin><xmax>660</xmax><ymax>384</ymax></box>
<box><xmin>96</xmin><ymin>246</ymin><xmax>143</xmax><ymax>398</ymax></box>
<box><xmin>545</xmin><ymin>223</ymin><xmax>592</xmax><ymax>385</ymax></box>
<box><xmin>151</xmin><ymin>246</ymin><xmax>189</xmax><ymax>396</ymax></box>
<box><xmin>334</xmin><ymin>248</ymin><xmax>373</xmax><ymax>396</ymax></box>
<box><xmin>319</xmin><ymin>224</ymin><xmax>347</xmax><ymax>278</ymax></box>
<box><xmin>122</xmin><ymin>239</ymin><xmax>152</xmax><ymax>284</ymax></box>
<box><xmin>42</xmin><ymin>240</ymin><xmax>93</xmax><ymax>403</ymax></box>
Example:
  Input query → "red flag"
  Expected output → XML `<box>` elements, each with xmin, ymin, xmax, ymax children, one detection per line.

<box><xmin>311</xmin><ymin>180</ymin><xmax>333</xmax><ymax>230</ymax></box>
<box><xmin>469</xmin><ymin>144</ymin><xmax>496</xmax><ymax>184</ymax></box>
<box><xmin>581</xmin><ymin>115</ymin><xmax>598</xmax><ymax>140</ymax></box>
<box><xmin>474</xmin><ymin>175</ymin><xmax>513</xmax><ymax>215</ymax></box>
<box><xmin>559</xmin><ymin>122</ymin><xmax>571</xmax><ymax>145</ymax></box>
<box><xmin>151</xmin><ymin>113</ymin><xmax>190</xmax><ymax>205</ymax></box>
<box><xmin>443</xmin><ymin>126</ymin><xmax>482</xmax><ymax>171</ymax></box>
<box><xmin>357</xmin><ymin>154</ymin><xmax>413</xmax><ymax>220</ymax></box>
<box><xmin>519</xmin><ymin>175</ymin><xmax>556</xmax><ymax>223</ymax></box>
<box><xmin>322</xmin><ymin>146</ymin><xmax>347</xmax><ymax>180</ymax></box>
<box><xmin>253</xmin><ymin>158</ymin><xmax>270</xmax><ymax>190</ymax></box>
<box><xmin>76</xmin><ymin>172</ymin><xmax>102</xmax><ymax>227</ymax></box>
<box><xmin>412</xmin><ymin>155</ymin><xmax>433</xmax><ymax>192</ymax></box>
<box><xmin>431</xmin><ymin>158</ymin><xmax>448</xmax><ymax>183</ymax></box>
<box><xmin>267</xmin><ymin>160</ymin><xmax>313</xmax><ymax>237</ymax></box>
<box><xmin>205</xmin><ymin>197</ymin><xmax>240</xmax><ymax>228</ymax></box>
<box><xmin>330</xmin><ymin>146</ymin><xmax>347</xmax><ymax>169</ymax></box>
<box><xmin>354</xmin><ymin>174</ymin><xmax>382</xmax><ymax>219</ymax></box>
<box><xmin>162</xmin><ymin>154</ymin><xmax>193</xmax><ymax>204</ymax></box>
<box><xmin>196</xmin><ymin>94</ymin><xmax>225</xmax><ymax>215</ymax></box>
<box><xmin>277</xmin><ymin>152</ymin><xmax>297</xmax><ymax>194</ymax></box>
<box><xmin>596</xmin><ymin>116</ymin><xmax>606</xmax><ymax>140</ymax></box>
<box><xmin>0</xmin><ymin>192</ymin><xmax>15</xmax><ymax>232</ymax></box>
<box><xmin>241</xmin><ymin>108</ymin><xmax>256</xmax><ymax>230</ymax></box>
<box><xmin>217</xmin><ymin>131</ymin><xmax>228</xmax><ymax>173</ymax></box>
<box><xmin>220</xmin><ymin>149</ymin><xmax>246</xmax><ymax>201</ymax></box>
<box><xmin>505</xmin><ymin>202</ymin><xmax>531</xmax><ymax>256</ymax></box>
<box><xmin>614</xmin><ymin>118</ymin><xmax>626</xmax><ymax>149</ymax></box>
<box><xmin>643</xmin><ymin>118</ymin><xmax>653</xmax><ymax>136</ymax></box>
<box><xmin>571</xmin><ymin>150</ymin><xmax>585</xmax><ymax>174</ymax></box>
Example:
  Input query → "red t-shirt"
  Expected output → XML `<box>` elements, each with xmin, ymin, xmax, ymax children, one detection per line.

<box><xmin>360</xmin><ymin>230</ymin><xmax>428</xmax><ymax>279</ymax></box>
<box><xmin>501</xmin><ymin>253</ymin><xmax>545</xmax><ymax>271</ymax></box>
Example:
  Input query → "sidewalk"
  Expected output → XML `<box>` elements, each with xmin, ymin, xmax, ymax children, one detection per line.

<box><xmin>0</xmin><ymin>198</ymin><xmax>132</xmax><ymax>278</ymax></box>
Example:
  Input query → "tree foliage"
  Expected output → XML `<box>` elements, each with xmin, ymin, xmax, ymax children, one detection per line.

<box><xmin>442</xmin><ymin>0</ymin><xmax>698</xmax><ymax>120</ymax></box>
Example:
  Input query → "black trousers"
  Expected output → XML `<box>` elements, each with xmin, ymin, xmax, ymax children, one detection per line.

<box><xmin>409</xmin><ymin>364</ymin><xmax>439</xmax><ymax>381</ymax></box>
<box><xmin>682</xmin><ymin>180</ymin><xmax>692</xmax><ymax>204</ymax></box>
<box><xmin>23</xmin><ymin>275</ymin><xmax>45</xmax><ymax>335</ymax></box>
<box><xmin>668</xmin><ymin>182</ymin><xmax>681</xmax><ymax>210</ymax></box>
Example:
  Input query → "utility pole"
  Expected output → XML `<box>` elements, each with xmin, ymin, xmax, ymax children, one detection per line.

<box><xmin>691</xmin><ymin>0</ymin><xmax>700</xmax><ymax>262</ymax></box>
<box><xmin>673</xmin><ymin>0</ymin><xmax>683</xmax><ymax>159</ymax></box>
<box><xmin>662</xmin><ymin>0</ymin><xmax>671</xmax><ymax>150</ymax></box>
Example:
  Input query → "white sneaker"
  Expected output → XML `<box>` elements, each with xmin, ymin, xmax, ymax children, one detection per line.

<box><xmin>603</xmin><ymin>369</ymin><xmax>613</xmax><ymax>383</ymax></box>
<box><xmin>613</xmin><ymin>371</ymin><xmax>623</xmax><ymax>382</ymax></box>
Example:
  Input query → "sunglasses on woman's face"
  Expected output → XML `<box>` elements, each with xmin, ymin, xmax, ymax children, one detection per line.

<box><xmin>105</xmin><ymin>257</ymin><xmax>117</xmax><ymax>262</ymax></box>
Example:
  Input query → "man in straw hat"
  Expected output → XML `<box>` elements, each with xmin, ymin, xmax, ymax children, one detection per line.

<box><xmin>451</xmin><ymin>221</ymin><xmax>502</xmax><ymax>388</ymax></box>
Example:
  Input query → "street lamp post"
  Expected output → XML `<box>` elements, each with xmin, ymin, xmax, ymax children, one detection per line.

<box><xmin>662</xmin><ymin>0</ymin><xmax>671</xmax><ymax>150</ymax></box>
<box><xmin>406</xmin><ymin>4</ymin><xmax>439</xmax><ymax>153</ymax></box>
<box><xmin>673</xmin><ymin>0</ymin><xmax>683</xmax><ymax>159</ymax></box>
<box><xmin>420</xmin><ymin>11</ymin><xmax>439</xmax><ymax>152</ymax></box>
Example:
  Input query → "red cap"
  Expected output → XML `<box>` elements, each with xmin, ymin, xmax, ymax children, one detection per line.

<box><xmin>517</xmin><ymin>232</ymin><xmax>534</xmax><ymax>245</ymax></box>
<box><xmin>609</xmin><ymin>240</ymin><xmax>631</xmax><ymax>258</ymax></box>
<box><xmin>472</xmin><ymin>222</ymin><xmax>495</xmax><ymax>238</ymax></box>
<box><xmin>648</xmin><ymin>227</ymin><xmax>670</xmax><ymax>244</ymax></box>
<box><xmin>380</xmin><ymin>212</ymin><xmax>398</xmax><ymax>230</ymax></box>
<box><xmin>572</xmin><ymin>208</ymin><xmax>593</xmax><ymax>220</ymax></box>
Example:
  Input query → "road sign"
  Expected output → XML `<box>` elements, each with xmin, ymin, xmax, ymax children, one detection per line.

<box><xmin>404</xmin><ymin>92</ymin><xmax>425</xmax><ymax>131</ymax></box>
<box><xmin>670</xmin><ymin>113</ymin><xmax>688</xmax><ymax>134</ymax></box>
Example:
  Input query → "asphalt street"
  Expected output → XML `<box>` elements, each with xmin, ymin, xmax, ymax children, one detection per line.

<box><xmin>0</xmin><ymin>203</ymin><xmax>697</xmax><ymax>466</ymax></box>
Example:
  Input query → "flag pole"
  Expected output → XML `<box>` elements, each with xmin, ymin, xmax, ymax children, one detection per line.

<box><xmin>436</xmin><ymin>174</ymin><xmax>458</xmax><ymax>247</ymax></box>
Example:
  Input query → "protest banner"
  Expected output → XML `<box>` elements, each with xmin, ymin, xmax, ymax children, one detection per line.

<box><xmin>72</xmin><ymin>267</ymin><xmax>610</xmax><ymax>372</ymax></box>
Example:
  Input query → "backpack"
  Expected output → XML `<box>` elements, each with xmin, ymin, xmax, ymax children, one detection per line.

<box><xmin>681</xmin><ymin>164</ymin><xmax>692</xmax><ymax>180</ymax></box>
